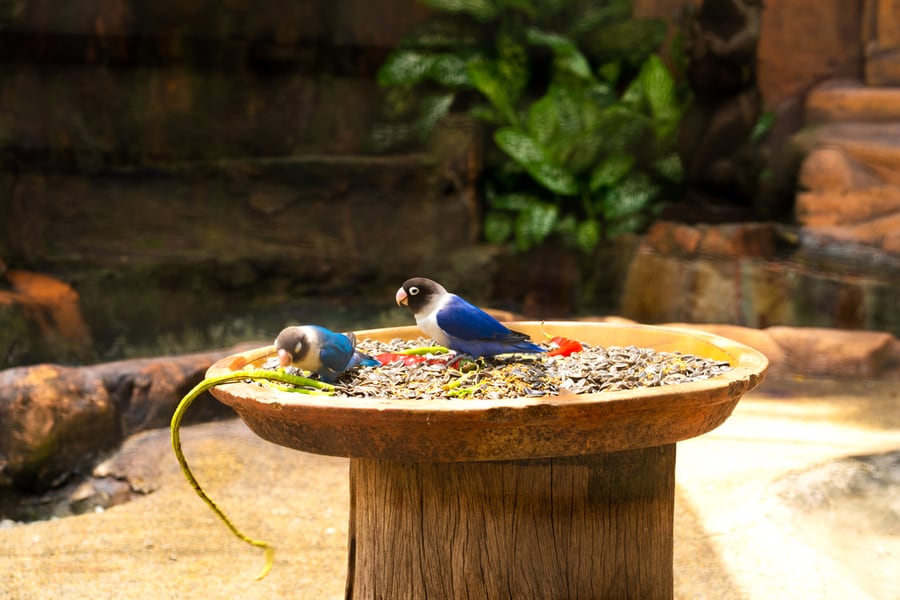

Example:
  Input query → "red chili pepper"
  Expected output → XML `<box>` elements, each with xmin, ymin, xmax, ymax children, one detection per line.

<box><xmin>547</xmin><ymin>336</ymin><xmax>583</xmax><ymax>357</ymax></box>
<box><xmin>375</xmin><ymin>353</ymin><xmax>427</xmax><ymax>366</ymax></box>
<box><xmin>374</xmin><ymin>353</ymin><xmax>451</xmax><ymax>367</ymax></box>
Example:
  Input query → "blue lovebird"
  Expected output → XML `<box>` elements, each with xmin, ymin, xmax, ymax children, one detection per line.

<box><xmin>395</xmin><ymin>277</ymin><xmax>545</xmax><ymax>358</ymax></box>
<box><xmin>274</xmin><ymin>325</ymin><xmax>379</xmax><ymax>382</ymax></box>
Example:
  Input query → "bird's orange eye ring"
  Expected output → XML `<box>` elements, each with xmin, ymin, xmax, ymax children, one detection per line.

<box><xmin>409</xmin><ymin>286</ymin><xmax>419</xmax><ymax>295</ymax></box>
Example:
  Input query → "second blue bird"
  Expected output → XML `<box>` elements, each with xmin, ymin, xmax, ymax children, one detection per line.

<box><xmin>395</xmin><ymin>277</ymin><xmax>545</xmax><ymax>358</ymax></box>
<box><xmin>274</xmin><ymin>325</ymin><xmax>379</xmax><ymax>382</ymax></box>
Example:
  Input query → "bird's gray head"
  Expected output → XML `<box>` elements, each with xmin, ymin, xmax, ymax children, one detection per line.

<box><xmin>395</xmin><ymin>277</ymin><xmax>446</xmax><ymax>315</ymax></box>
<box><xmin>274</xmin><ymin>326</ymin><xmax>311</xmax><ymax>367</ymax></box>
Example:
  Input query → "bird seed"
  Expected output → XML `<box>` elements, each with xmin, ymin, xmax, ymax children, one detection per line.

<box><xmin>319</xmin><ymin>337</ymin><xmax>734</xmax><ymax>400</ymax></box>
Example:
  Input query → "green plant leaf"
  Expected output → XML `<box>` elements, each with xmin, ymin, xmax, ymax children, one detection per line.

<box><xmin>589</xmin><ymin>153</ymin><xmax>635</xmax><ymax>192</ymax></box>
<box><xmin>639</xmin><ymin>54</ymin><xmax>680</xmax><ymax>141</ymax></box>
<box><xmin>595</xmin><ymin>105</ymin><xmax>653</xmax><ymax>155</ymax></box>
<box><xmin>569</xmin><ymin>0</ymin><xmax>633</xmax><ymax>34</ymax></box>
<box><xmin>620</xmin><ymin>76</ymin><xmax>646</xmax><ymax>110</ymax></box>
<box><xmin>750</xmin><ymin>111</ymin><xmax>775</xmax><ymax>143</ymax></box>
<box><xmin>469</xmin><ymin>104</ymin><xmax>504</xmax><ymax>124</ymax></box>
<box><xmin>367</xmin><ymin>122</ymin><xmax>417</xmax><ymax>152</ymax></box>
<box><xmin>494</xmin><ymin>128</ymin><xmax>580</xmax><ymax>196</ymax></box>
<box><xmin>653</xmin><ymin>152</ymin><xmax>683</xmax><ymax>183</ymax></box>
<box><xmin>483</xmin><ymin>210</ymin><xmax>514</xmax><ymax>243</ymax></box>
<box><xmin>422</xmin><ymin>0</ymin><xmax>498</xmax><ymax>21</ymax></box>
<box><xmin>525</xmin><ymin>27</ymin><xmax>592</xmax><ymax>80</ymax></box>
<box><xmin>487</xmin><ymin>191</ymin><xmax>537</xmax><ymax>210</ymax></box>
<box><xmin>583</xmin><ymin>18</ymin><xmax>667</xmax><ymax>66</ymax></box>
<box><xmin>399</xmin><ymin>17</ymin><xmax>481</xmax><ymax>48</ymax></box>
<box><xmin>596</xmin><ymin>60</ymin><xmax>621</xmax><ymax>84</ymax></box>
<box><xmin>495</xmin><ymin>28</ymin><xmax>529</xmax><ymax>104</ymax></box>
<box><xmin>602</xmin><ymin>173</ymin><xmax>660</xmax><ymax>219</ymax></box>
<box><xmin>606</xmin><ymin>213</ymin><xmax>650</xmax><ymax>237</ymax></box>
<box><xmin>377</xmin><ymin>51</ymin><xmax>436</xmax><ymax>86</ymax></box>
<box><xmin>576</xmin><ymin>218</ymin><xmax>601</xmax><ymax>253</ymax></box>
<box><xmin>428</xmin><ymin>54</ymin><xmax>473</xmax><ymax>87</ymax></box>
<box><xmin>527</xmin><ymin>84</ymin><xmax>606</xmax><ymax>172</ymax></box>
<box><xmin>515</xmin><ymin>199</ymin><xmax>559</xmax><ymax>250</ymax></box>
<box><xmin>468</xmin><ymin>60</ymin><xmax>519</xmax><ymax>126</ymax></box>
<box><xmin>417</xmin><ymin>92</ymin><xmax>456</xmax><ymax>138</ymax></box>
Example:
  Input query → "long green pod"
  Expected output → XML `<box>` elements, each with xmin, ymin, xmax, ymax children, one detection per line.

<box><xmin>170</xmin><ymin>368</ymin><xmax>334</xmax><ymax>580</ymax></box>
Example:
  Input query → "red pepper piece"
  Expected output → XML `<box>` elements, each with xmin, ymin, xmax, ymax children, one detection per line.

<box><xmin>547</xmin><ymin>336</ymin><xmax>583</xmax><ymax>357</ymax></box>
<box><xmin>375</xmin><ymin>353</ymin><xmax>428</xmax><ymax>366</ymax></box>
<box><xmin>374</xmin><ymin>353</ymin><xmax>454</xmax><ymax>367</ymax></box>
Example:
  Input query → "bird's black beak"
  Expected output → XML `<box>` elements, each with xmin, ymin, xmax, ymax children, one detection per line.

<box><xmin>395</xmin><ymin>287</ymin><xmax>408</xmax><ymax>306</ymax></box>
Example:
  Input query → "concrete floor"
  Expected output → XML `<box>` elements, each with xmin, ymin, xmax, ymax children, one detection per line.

<box><xmin>0</xmin><ymin>376</ymin><xmax>897</xmax><ymax>599</ymax></box>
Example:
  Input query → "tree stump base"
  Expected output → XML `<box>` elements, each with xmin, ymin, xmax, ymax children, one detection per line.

<box><xmin>347</xmin><ymin>446</ymin><xmax>675</xmax><ymax>599</ymax></box>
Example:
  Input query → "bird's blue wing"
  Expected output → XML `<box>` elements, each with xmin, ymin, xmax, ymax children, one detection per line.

<box><xmin>313</xmin><ymin>327</ymin><xmax>355</xmax><ymax>372</ymax></box>
<box><xmin>435</xmin><ymin>295</ymin><xmax>523</xmax><ymax>342</ymax></box>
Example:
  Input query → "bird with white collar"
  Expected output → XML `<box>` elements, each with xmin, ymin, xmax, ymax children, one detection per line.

<box><xmin>395</xmin><ymin>277</ymin><xmax>545</xmax><ymax>358</ymax></box>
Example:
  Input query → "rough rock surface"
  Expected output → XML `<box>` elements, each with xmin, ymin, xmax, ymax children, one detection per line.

<box><xmin>0</xmin><ymin>269</ymin><xmax>93</xmax><ymax>366</ymax></box>
<box><xmin>621</xmin><ymin>221</ymin><xmax>900</xmax><ymax>336</ymax></box>
<box><xmin>0</xmin><ymin>346</ymin><xmax>248</xmax><ymax>492</ymax></box>
<box><xmin>793</xmin><ymin>120</ymin><xmax>900</xmax><ymax>254</ymax></box>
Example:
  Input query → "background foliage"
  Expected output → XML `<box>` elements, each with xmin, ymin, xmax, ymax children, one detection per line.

<box><xmin>373</xmin><ymin>0</ymin><xmax>690</xmax><ymax>252</ymax></box>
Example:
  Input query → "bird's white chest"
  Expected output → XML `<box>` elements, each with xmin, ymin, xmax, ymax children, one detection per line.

<box><xmin>416</xmin><ymin>312</ymin><xmax>449</xmax><ymax>345</ymax></box>
<box><xmin>415</xmin><ymin>296</ymin><xmax>451</xmax><ymax>346</ymax></box>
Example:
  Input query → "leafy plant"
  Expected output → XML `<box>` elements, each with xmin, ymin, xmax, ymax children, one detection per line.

<box><xmin>373</xmin><ymin>0</ymin><xmax>690</xmax><ymax>252</ymax></box>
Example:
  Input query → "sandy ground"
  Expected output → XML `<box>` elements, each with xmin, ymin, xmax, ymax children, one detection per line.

<box><xmin>0</xmin><ymin>377</ymin><xmax>897</xmax><ymax>600</ymax></box>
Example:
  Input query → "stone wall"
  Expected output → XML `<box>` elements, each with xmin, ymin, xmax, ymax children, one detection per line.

<box><xmin>2</xmin><ymin>1</ymin><xmax>900</xmax><ymax>367</ymax></box>
<box><xmin>0</xmin><ymin>1</ymin><xmax>486</xmax><ymax>366</ymax></box>
<box><xmin>620</xmin><ymin>222</ymin><xmax>900</xmax><ymax>335</ymax></box>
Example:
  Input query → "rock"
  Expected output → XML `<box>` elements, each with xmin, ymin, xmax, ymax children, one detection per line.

<box><xmin>622</xmin><ymin>223</ymin><xmax>900</xmax><ymax>336</ymax></box>
<box><xmin>796</xmin><ymin>186</ymin><xmax>900</xmax><ymax>226</ymax></box>
<box><xmin>757</xmin><ymin>1</ymin><xmax>862</xmax><ymax>109</ymax></box>
<box><xmin>802</xmin><ymin>212</ymin><xmax>900</xmax><ymax>251</ymax></box>
<box><xmin>0</xmin><ymin>270</ymin><xmax>93</xmax><ymax>366</ymax></box>
<box><xmin>793</xmin><ymin>122</ymin><xmax>900</xmax><ymax>186</ymax></box>
<box><xmin>645</xmin><ymin>222</ymin><xmax>703</xmax><ymax>255</ymax></box>
<box><xmin>884</xmin><ymin>230</ymin><xmax>900</xmax><ymax>254</ymax></box>
<box><xmin>644</xmin><ymin>222</ymin><xmax>778</xmax><ymax>258</ymax></box>
<box><xmin>805</xmin><ymin>79</ymin><xmax>900</xmax><ymax>124</ymax></box>
<box><xmin>765</xmin><ymin>326</ymin><xmax>899</xmax><ymax>377</ymax></box>
<box><xmin>797</xmin><ymin>147</ymin><xmax>882</xmax><ymax>194</ymax></box>
<box><xmin>664</xmin><ymin>323</ymin><xmax>900</xmax><ymax>380</ymax></box>
<box><xmin>793</xmin><ymin>120</ymin><xmax>900</xmax><ymax>253</ymax></box>
<box><xmin>92</xmin><ymin>350</ymin><xmax>246</xmax><ymax>436</ymax></box>
<box><xmin>695</xmin><ymin>222</ymin><xmax>777</xmax><ymax>257</ymax></box>
<box><xmin>862</xmin><ymin>0</ymin><xmax>900</xmax><ymax>86</ymax></box>
<box><xmin>676</xmin><ymin>0</ymin><xmax>764</xmax><ymax>211</ymax></box>
<box><xmin>0</xmin><ymin>345</ymin><xmax>246</xmax><ymax>493</ymax></box>
<box><xmin>0</xmin><ymin>3</ymin><xmax>432</xmax><ymax>165</ymax></box>
<box><xmin>0</xmin><ymin>364</ymin><xmax>118</xmax><ymax>492</ymax></box>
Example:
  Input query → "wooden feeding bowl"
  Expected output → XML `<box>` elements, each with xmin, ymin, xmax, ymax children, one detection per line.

<box><xmin>208</xmin><ymin>321</ymin><xmax>768</xmax><ymax>600</ymax></box>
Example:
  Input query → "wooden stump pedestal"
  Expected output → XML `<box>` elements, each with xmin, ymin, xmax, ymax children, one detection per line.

<box><xmin>208</xmin><ymin>322</ymin><xmax>767</xmax><ymax>600</ymax></box>
<box><xmin>347</xmin><ymin>447</ymin><xmax>675</xmax><ymax>599</ymax></box>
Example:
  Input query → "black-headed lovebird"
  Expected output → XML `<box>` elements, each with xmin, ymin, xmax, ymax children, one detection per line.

<box><xmin>274</xmin><ymin>325</ymin><xmax>378</xmax><ymax>382</ymax></box>
<box><xmin>395</xmin><ymin>277</ymin><xmax>545</xmax><ymax>358</ymax></box>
